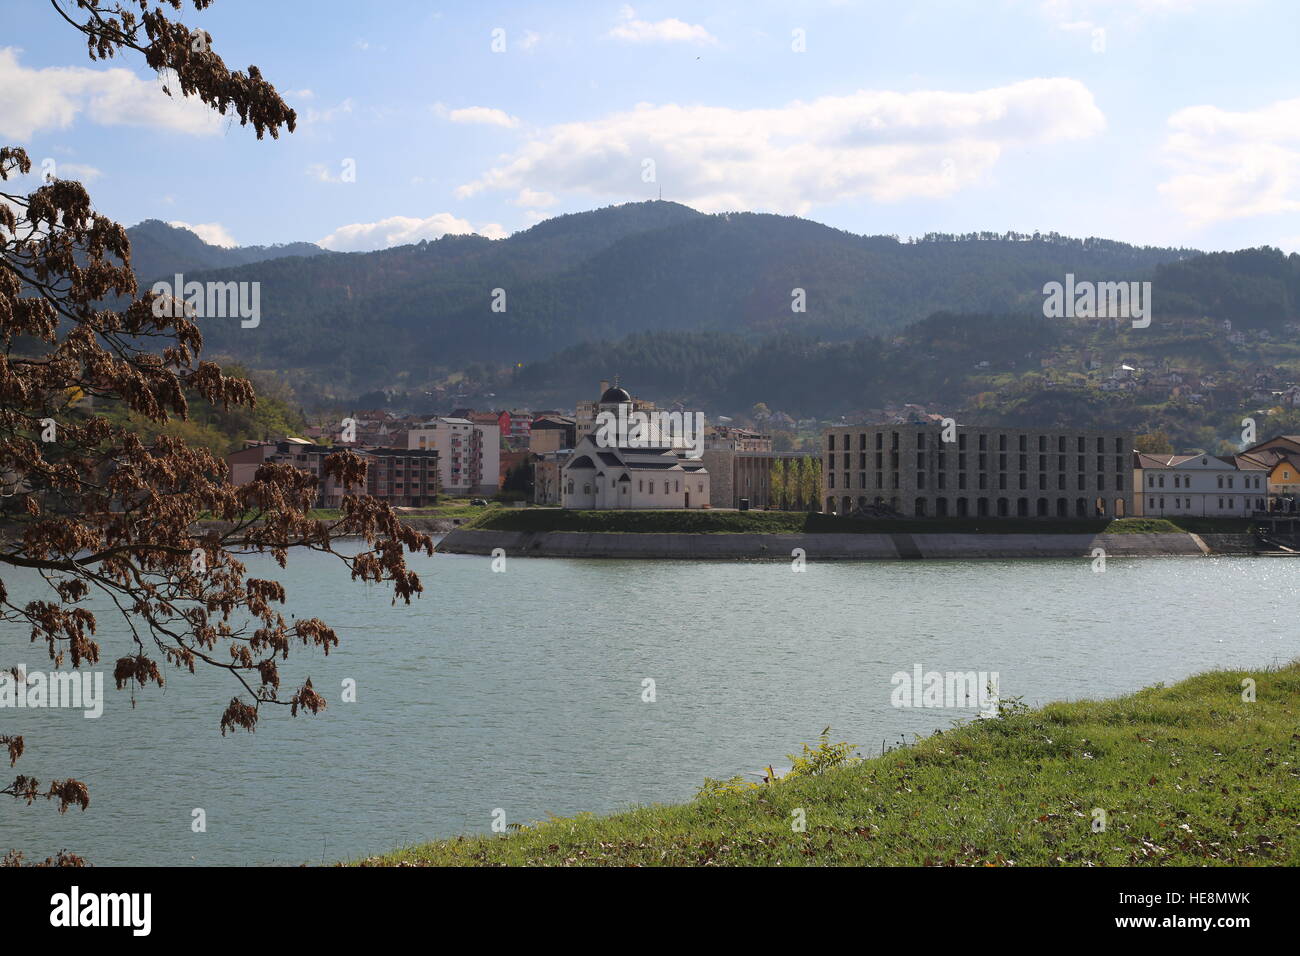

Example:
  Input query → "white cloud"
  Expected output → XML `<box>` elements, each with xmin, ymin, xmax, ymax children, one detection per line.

<box><xmin>306</xmin><ymin>161</ymin><xmax>357</xmax><ymax>183</ymax></box>
<box><xmin>56</xmin><ymin>162</ymin><xmax>102</xmax><ymax>183</ymax></box>
<box><xmin>169</xmin><ymin>220</ymin><xmax>238</xmax><ymax>247</ymax></box>
<box><xmin>0</xmin><ymin>47</ymin><xmax>219</xmax><ymax>139</ymax></box>
<box><xmin>303</xmin><ymin>98</ymin><xmax>354</xmax><ymax>125</ymax></box>
<box><xmin>513</xmin><ymin>188</ymin><xmax>556</xmax><ymax>208</ymax></box>
<box><xmin>457</xmin><ymin>79</ymin><xmax>1105</xmax><ymax>214</ymax></box>
<box><xmin>317</xmin><ymin>213</ymin><xmax>507</xmax><ymax>251</ymax></box>
<box><xmin>445</xmin><ymin>106</ymin><xmax>520</xmax><ymax>128</ymax></box>
<box><xmin>609</xmin><ymin>6</ymin><xmax>717</xmax><ymax>45</ymax></box>
<box><xmin>1159</xmin><ymin>97</ymin><xmax>1300</xmax><ymax>226</ymax></box>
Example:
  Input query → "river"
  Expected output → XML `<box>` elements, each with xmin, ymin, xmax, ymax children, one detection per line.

<box><xmin>0</xmin><ymin>542</ymin><xmax>1293</xmax><ymax>865</ymax></box>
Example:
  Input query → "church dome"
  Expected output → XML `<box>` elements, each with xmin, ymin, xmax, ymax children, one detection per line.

<box><xmin>599</xmin><ymin>385</ymin><xmax>631</xmax><ymax>404</ymax></box>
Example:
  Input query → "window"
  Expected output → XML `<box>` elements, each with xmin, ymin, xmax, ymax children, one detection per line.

<box><xmin>829</xmin><ymin>434</ymin><xmax>836</xmax><ymax>451</ymax></box>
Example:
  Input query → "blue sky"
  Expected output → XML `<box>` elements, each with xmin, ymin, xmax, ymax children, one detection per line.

<box><xmin>4</xmin><ymin>0</ymin><xmax>1299</xmax><ymax>253</ymax></box>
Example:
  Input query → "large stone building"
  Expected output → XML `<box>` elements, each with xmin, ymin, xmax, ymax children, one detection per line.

<box><xmin>821</xmin><ymin>423</ymin><xmax>1134</xmax><ymax>518</ymax></box>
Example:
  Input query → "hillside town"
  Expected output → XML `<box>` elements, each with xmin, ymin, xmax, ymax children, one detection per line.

<box><xmin>223</xmin><ymin>379</ymin><xmax>1300</xmax><ymax>521</ymax></box>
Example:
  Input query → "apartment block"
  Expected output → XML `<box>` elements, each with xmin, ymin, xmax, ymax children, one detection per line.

<box><xmin>407</xmin><ymin>417</ymin><xmax>500</xmax><ymax>495</ymax></box>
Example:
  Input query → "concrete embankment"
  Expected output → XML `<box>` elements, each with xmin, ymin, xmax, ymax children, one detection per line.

<box><xmin>437</xmin><ymin>529</ymin><xmax>1260</xmax><ymax>559</ymax></box>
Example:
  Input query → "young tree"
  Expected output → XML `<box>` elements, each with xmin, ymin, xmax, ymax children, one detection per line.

<box><xmin>800</xmin><ymin>455</ymin><xmax>822</xmax><ymax>511</ymax></box>
<box><xmin>1</xmin><ymin>1</ymin><xmax>431</xmax><ymax>864</ymax></box>
<box><xmin>768</xmin><ymin>459</ymin><xmax>787</xmax><ymax>510</ymax></box>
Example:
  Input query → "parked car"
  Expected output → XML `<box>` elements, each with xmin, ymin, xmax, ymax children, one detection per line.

<box><xmin>470</xmin><ymin>498</ymin><xmax>488</xmax><ymax>506</ymax></box>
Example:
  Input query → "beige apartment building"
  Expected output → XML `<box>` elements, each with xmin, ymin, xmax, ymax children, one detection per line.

<box><xmin>822</xmin><ymin>423</ymin><xmax>1133</xmax><ymax>519</ymax></box>
<box><xmin>407</xmin><ymin>417</ymin><xmax>500</xmax><ymax>496</ymax></box>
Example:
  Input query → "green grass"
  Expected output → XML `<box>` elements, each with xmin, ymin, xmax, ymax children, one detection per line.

<box><xmin>358</xmin><ymin>662</ymin><xmax>1300</xmax><ymax>866</ymax></box>
<box><xmin>462</xmin><ymin>509</ymin><xmax>1256</xmax><ymax>536</ymax></box>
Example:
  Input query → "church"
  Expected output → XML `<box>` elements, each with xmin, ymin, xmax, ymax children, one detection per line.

<box><xmin>560</xmin><ymin>383</ymin><xmax>710</xmax><ymax>509</ymax></box>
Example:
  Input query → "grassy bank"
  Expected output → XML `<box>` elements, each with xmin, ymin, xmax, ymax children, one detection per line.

<box><xmin>359</xmin><ymin>662</ymin><xmax>1298</xmax><ymax>866</ymax></box>
<box><xmin>463</xmin><ymin>509</ymin><xmax>1255</xmax><ymax>536</ymax></box>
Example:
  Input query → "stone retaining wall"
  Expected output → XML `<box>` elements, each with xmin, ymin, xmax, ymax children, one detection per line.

<box><xmin>436</xmin><ymin>529</ymin><xmax>1247</xmax><ymax>560</ymax></box>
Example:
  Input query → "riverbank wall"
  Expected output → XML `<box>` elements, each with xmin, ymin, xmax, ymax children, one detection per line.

<box><xmin>436</xmin><ymin>528</ymin><xmax>1262</xmax><ymax>559</ymax></box>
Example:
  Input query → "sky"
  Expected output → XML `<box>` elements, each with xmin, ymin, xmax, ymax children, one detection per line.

<box><xmin>3</xmin><ymin>0</ymin><xmax>1299</xmax><ymax>254</ymax></box>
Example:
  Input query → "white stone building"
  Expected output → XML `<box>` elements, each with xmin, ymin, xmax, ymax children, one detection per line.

<box><xmin>561</xmin><ymin>435</ymin><xmax>710</xmax><ymax>509</ymax></box>
<box><xmin>1133</xmin><ymin>453</ymin><xmax>1268</xmax><ymax>517</ymax></box>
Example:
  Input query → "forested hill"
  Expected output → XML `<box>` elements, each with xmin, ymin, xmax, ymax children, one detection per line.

<box><xmin>129</xmin><ymin>201</ymin><xmax>1195</xmax><ymax>389</ymax></box>
<box><xmin>124</xmin><ymin>219</ymin><xmax>325</xmax><ymax>282</ymax></box>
